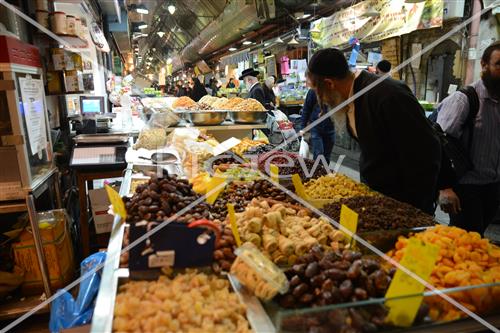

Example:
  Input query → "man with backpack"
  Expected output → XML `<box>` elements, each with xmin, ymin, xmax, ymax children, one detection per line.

<box><xmin>437</xmin><ymin>41</ymin><xmax>500</xmax><ymax>235</ymax></box>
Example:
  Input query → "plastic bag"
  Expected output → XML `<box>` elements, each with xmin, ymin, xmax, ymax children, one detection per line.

<box><xmin>299</xmin><ymin>137</ymin><xmax>309</xmax><ymax>158</ymax></box>
<box><xmin>49</xmin><ymin>252</ymin><xmax>106</xmax><ymax>333</ymax></box>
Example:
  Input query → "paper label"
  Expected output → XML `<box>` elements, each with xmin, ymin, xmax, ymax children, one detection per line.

<box><xmin>206</xmin><ymin>175</ymin><xmax>226</xmax><ymax>205</ymax></box>
<box><xmin>270</xmin><ymin>164</ymin><xmax>279</xmax><ymax>183</ymax></box>
<box><xmin>212</xmin><ymin>137</ymin><xmax>241</xmax><ymax>156</ymax></box>
<box><xmin>227</xmin><ymin>203</ymin><xmax>242</xmax><ymax>247</ymax></box>
<box><xmin>105</xmin><ymin>185</ymin><xmax>127</xmax><ymax>220</ymax></box>
<box><xmin>339</xmin><ymin>205</ymin><xmax>358</xmax><ymax>244</ymax></box>
<box><xmin>385</xmin><ymin>238</ymin><xmax>439</xmax><ymax>327</ymax></box>
<box><xmin>19</xmin><ymin>77</ymin><xmax>48</xmax><ymax>156</ymax></box>
<box><xmin>291</xmin><ymin>174</ymin><xmax>307</xmax><ymax>199</ymax></box>
<box><xmin>148</xmin><ymin>250</ymin><xmax>175</xmax><ymax>268</ymax></box>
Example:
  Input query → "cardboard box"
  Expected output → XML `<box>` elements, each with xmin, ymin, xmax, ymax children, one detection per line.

<box><xmin>12</xmin><ymin>210</ymin><xmax>75</xmax><ymax>295</ymax></box>
<box><xmin>88</xmin><ymin>188</ymin><xmax>114</xmax><ymax>234</ymax></box>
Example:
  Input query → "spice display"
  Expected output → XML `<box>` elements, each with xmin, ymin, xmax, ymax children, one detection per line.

<box><xmin>124</xmin><ymin>174</ymin><xmax>211</xmax><ymax>224</ymax></box>
<box><xmin>133</xmin><ymin>128</ymin><xmax>167</xmax><ymax>150</ymax></box>
<box><xmin>172</xmin><ymin>96</ymin><xmax>197</xmax><ymax>109</ymax></box>
<box><xmin>232</xmin><ymin>138</ymin><xmax>266</xmax><ymax>156</ymax></box>
<box><xmin>304</xmin><ymin>174</ymin><xmax>373</xmax><ymax>200</ymax></box>
<box><xmin>222</xmin><ymin>97</ymin><xmax>245</xmax><ymax>110</ymax></box>
<box><xmin>230</xmin><ymin>199</ymin><xmax>347</xmax><ymax>265</ymax></box>
<box><xmin>230</xmin><ymin>242</ymin><xmax>289</xmax><ymax>301</ymax></box>
<box><xmin>231</xmin><ymin>98</ymin><xmax>266</xmax><ymax>111</ymax></box>
<box><xmin>277</xmin><ymin>246</ymin><xmax>392</xmax><ymax>309</ymax></box>
<box><xmin>387</xmin><ymin>225</ymin><xmax>500</xmax><ymax>322</ymax></box>
<box><xmin>322</xmin><ymin>196</ymin><xmax>436</xmax><ymax>232</ymax></box>
<box><xmin>113</xmin><ymin>271</ymin><xmax>251</xmax><ymax>333</ymax></box>
<box><xmin>212</xmin><ymin>227</ymin><xmax>237</xmax><ymax>274</ymax></box>
<box><xmin>257</xmin><ymin>151</ymin><xmax>328</xmax><ymax>181</ymax></box>
<box><xmin>211</xmin><ymin>180</ymin><xmax>296</xmax><ymax>221</ymax></box>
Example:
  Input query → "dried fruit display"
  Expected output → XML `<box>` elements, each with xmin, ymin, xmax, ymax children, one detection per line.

<box><xmin>387</xmin><ymin>225</ymin><xmax>500</xmax><ymax>322</ymax></box>
<box><xmin>212</xmin><ymin>227</ymin><xmax>237</xmax><ymax>274</ymax></box>
<box><xmin>257</xmin><ymin>151</ymin><xmax>328</xmax><ymax>181</ymax></box>
<box><xmin>322</xmin><ymin>196</ymin><xmax>436</xmax><ymax>232</ymax></box>
<box><xmin>113</xmin><ymin>271</ymin><xmax>251</xmax><ymax>333</ymax></box>
<box><xmin>229</xmin><ymin>199</ymin><xmax>347</xmax><ymax>265</ymax></box>
<box><xmin>277</xmin><ymin>246</ymin><xmax>392</xmax><ymax>309</ymax></box>
<box><xmin>133</xmin><ymin>128</ymin><xmax>167</xmax><ymax>150</ymax></box>
<box><xmin>211</xmin><ymin>179</ymin><xmax>296</xmax><ymax>221</ymax></box>
<box><xmin>124</xmin><ymin>174</ymin><xmax>211</xmax><ymax>224</ymax></box>
<box><xmin>303</xmin><ymin>174</ymin><xmax>373</xmax><ymax>200</ymax></box>
<box><xmin>231</xmin><ymin>138</ymin><xmax>266</xmax><ymax>156</ymax></box>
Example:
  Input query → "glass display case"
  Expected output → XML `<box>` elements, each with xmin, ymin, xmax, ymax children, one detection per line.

<box><xmin>0</xmin><ymin>36</ymin><xmax>54</xmax><ymax>200</ymax></box>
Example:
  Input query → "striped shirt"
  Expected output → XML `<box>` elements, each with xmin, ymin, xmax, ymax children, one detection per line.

<box><xmin>437</xmin><ymin>80</ymin><xmax>500</xmax><ymax>185</ymax></box>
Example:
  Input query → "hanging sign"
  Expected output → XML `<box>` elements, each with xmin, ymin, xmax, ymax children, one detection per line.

<box><xmin>19</xmin><ymin>77</ymin><xmax>48</xmax><ymax>156</ymax></box>
<box><xmin>311</xmin><ymin>0</ymin><xmax>443</xmax><ymax>48</ymax></box>
<box><xmin>90</xmin><ymin>22</ymin><xmax>110</xmax><ymax>52</ymax></box>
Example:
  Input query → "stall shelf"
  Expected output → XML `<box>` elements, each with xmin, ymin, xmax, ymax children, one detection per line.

<box><xmin>90</xmin><ymin>164</ymin><xmax>500</xmax><ymax>333</ymax></box>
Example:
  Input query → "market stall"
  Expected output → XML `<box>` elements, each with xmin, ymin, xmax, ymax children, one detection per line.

<box><xmin>85</xmin><ymin>113</ymin><xmax>500</xmax><ymax>332</ymax></box>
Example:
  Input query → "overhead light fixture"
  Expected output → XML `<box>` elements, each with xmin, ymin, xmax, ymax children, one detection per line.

<box><xmin>275</xmin><ymin>36</ymin><xmax>284</xmax><ymax>43</ymax></box>
<box><xmin>148</xmin><ymin>57</ymin><xmax>153</xmax><ymax>60</ymax></box>
<box><xmin>228</xmin><ymin>47</ymin><xmax>237</xmax><ymax>51</ymax></box>
<box><xmin>168</xmin><ymin>4</ymin><xmax>176</xmax><ymax>15</ymax></box>
<box><xmin>157</xmin><ymin>31</ymin><xmax>165</xmax><ymax>37</ymax></box>
<box><xmin>136</xmin><ymin>4</ymin><xmax>149</xmax><ymax>14</ymax></box>
<box><xmin>242</xmin><ymin>41</ymin><xmax>252</xmax><ymax>45</ymax></box>
<box><xmin>288</xmin><ymin>36</ymin><xmax>299</xmax><ymax>45</ymax></box>
<box><xmin>264</xmin><ymin>42</ymin><xmax>271</xmax><ymax>47</ymax></box>
<box><xmin>152</xmin><ymin>48</ymin><xmax>156</xmax><ymax>51</ymax></box>
<box><xmin>302</xmin><ymin>13</ymin><xmax>312</xmax><ymax>19</ymax></box>
<box><xmin>404</xmin><ymin>0</ymin><xmax>426</xmax><ymax>2</ymax></box>
<box><xmin>167</xmin><ymin>58</ymin><xmax>173</xmax><ymax>64</ymax></box>
<box><xmin>136</xmin><ymin>21</ymin><xmax>148</xmax><ymax>29</ymax></box>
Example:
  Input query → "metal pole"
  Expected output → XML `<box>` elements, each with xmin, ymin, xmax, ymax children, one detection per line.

<box><xmin>26</xmin><ymin>194</ymin><xmax>52</xmax><ymax>300</ymax></box>
<box><xmin>464</xmin><ymin>0</ymin><xmax>482</xmax><ymax>85</ymax></box>
<box><xmin>54</xmin><ymin>171</ymin><xmax>63</xmax><ymax>209</ymax></box>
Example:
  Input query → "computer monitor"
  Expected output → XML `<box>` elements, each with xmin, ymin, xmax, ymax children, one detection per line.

<box><xmin>80</xmin><ymin>96</ymin><xmax>105</xmax><ymax>116</ymax></box>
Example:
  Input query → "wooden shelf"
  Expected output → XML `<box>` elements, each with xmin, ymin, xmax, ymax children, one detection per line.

<box><xmin>35</xmin><ymin>32</ymin><xmax>88</xmax><ymax>48</ymax></box>
<box><xmin>0</xmin><ymin>294</ymin><xmax>49</xmax><ymax>321</ymax></box>
<box><xmin>0</xmin><ymin>201</ymin><xmax>27</xmax><ymax>214</ymax></box>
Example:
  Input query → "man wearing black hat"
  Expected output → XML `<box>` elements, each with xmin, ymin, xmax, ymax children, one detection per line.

<box><xmin>306</xmin><ymin>48</ymin><xmax>441</xmax><ymax>214</ymax></box>
<box><xmin>239</xmin><ymin>68</ymin><xmax>266</xmax><ymax>106</ymax></box>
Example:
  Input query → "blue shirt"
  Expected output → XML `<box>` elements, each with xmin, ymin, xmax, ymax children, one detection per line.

<box><xmin>300</xmin><ymin>90</ymin><xmax>335</xmax><ymax>133</ymax></box>
<box><xmin>437</xmin><ymin>79</ymin><xmax>500</xmax><ymax>185</ymax></box>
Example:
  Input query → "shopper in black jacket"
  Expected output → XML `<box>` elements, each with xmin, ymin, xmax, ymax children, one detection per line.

<box><xmin>189</xmin><ymin>77</ymin><xmax>208</xmax><ymax>102</ymax></box>
<box><xmin>307</xmin><ymin>48</ymin><xmax>441</xmax><ymax>214</ymax></box>
<box><xmin>239</xmin><ymin>68</ymin><xmax>266</xmax><ymax>106</ymax></box>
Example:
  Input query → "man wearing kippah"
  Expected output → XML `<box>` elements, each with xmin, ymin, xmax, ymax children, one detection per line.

<box><xmin>307</xmin><ymin>48</ymin><xmax>441</xmax><ymax>214</ymax></box>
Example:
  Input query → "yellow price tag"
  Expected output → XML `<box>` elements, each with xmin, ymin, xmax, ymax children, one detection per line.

<box><xmin>339</xmin><ymin>204</ymin><xmax>358</xmax><ymax>245</ymax></box>
<box><xmin>227</xmin><ymin>203</ymin><xmax>242</xmax><ymax>247</ymax></box>
<box><xmin>105</xmin><ymin>185</ymin><xmax>127</xmax><ymax>220</ymax></box>
<box><xmin>385</xmin><ymin>238</ymin><xmax>439</xmax><ymax>327</ymax></box>
<box><xmin>270</xmin><ymin>164</ymin><xmax>279</xmax><ymax>184</ymax></box>
<box><xmin>206</xmin><ymin>174</ymin><xmax>226</xmax><ymax>205</ymax></box>
<box><xmin>291</xmin><ymin>174</ymin><xmax>307</xmax><ymax>199</ymax></box>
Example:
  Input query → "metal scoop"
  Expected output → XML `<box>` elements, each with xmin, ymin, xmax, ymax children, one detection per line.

<box><xmin>139</xmin><ymin>152</ymin><xmax>178</xmax><ymax>164</ymax></box>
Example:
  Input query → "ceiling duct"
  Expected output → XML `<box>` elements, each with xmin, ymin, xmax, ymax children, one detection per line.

<box><xmin>174</xmin><ymin>0</ymin><xmax>271</xmax><ymax>71</ymax></box>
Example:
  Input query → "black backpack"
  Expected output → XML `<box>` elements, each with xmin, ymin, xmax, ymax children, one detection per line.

<box><xmin>430</xmin><ymin>86</ymin><xmax>480</xmax><ymax>180</ymax></box>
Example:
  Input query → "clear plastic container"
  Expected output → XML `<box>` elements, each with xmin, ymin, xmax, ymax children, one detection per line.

<box><xmin>231</xmin><ymin>242</ymin><xmax>289</xmax><ymax>301</ymax></box>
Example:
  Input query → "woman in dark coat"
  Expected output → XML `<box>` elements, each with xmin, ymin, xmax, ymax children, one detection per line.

<box><xmin>189</xmin><ymin>77</ymin><xmax>208</xmax><ymax>102</ymax></box>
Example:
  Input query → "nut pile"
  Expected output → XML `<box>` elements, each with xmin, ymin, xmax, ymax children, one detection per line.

<box><xmin>124</xmin><ymin>174</ymin><xmax>211</xmax><ymax>224</ymax></box>
<box><xmin>277</xmin><ymin>246</ymin><xmax>392</xmax><ymax>309</ymax></box>
<box><xmin>388</xmin><ymin>225</ymin><xmax>500</xmax><ymax>322</ymax></box>
<box><xmin>281</xmin><ymin>306</ymin><xmax>390</xmax><ymax>333</ymax></box>
<box><xmin>304</xmin><ymin>174</ymin><xmax>373</xmax><ymax>200</ymax></box>
<box><xmin>322</xmin><ymin>196</ymin><xmax>436</xmax><ymax>232</ymax></box>
<box><xmin>211</xmin><ymin>179</ymin><xmax>295</xmax><ymax>221</ymax></box>
<box><xmin>231</xmin><ymin>199</ymin><xmax>347</xmax><ymax>266</ymax></box>
<box><xmin>212</xmin><ymin>227</ymin><xmax>237</xmax><ymax>274</ymax></box>
<box><xmin>113</xmin><ymin>271</ymin><xmax>251</xmax><ymax>333</ymax></box>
